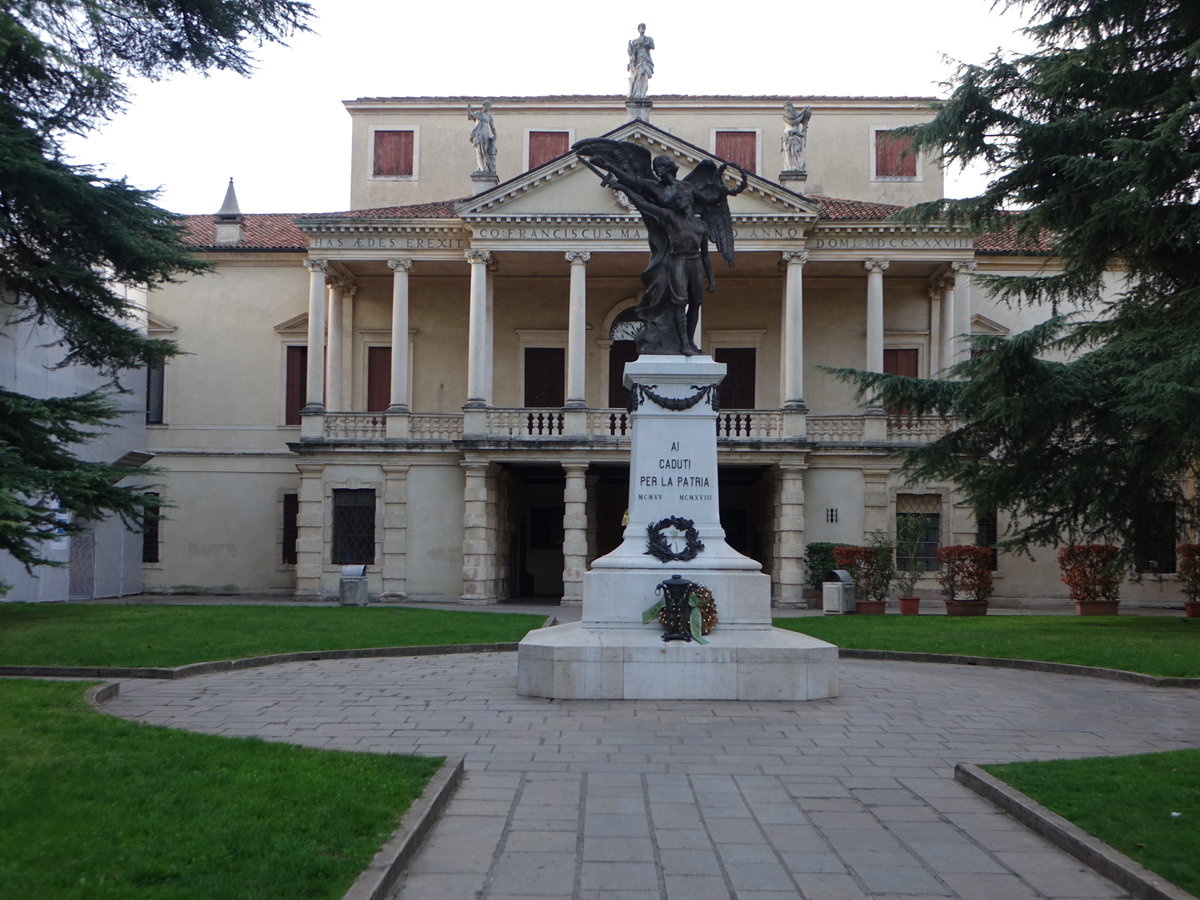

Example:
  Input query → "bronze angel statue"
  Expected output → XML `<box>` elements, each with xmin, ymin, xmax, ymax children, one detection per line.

<box><xmin>572</xmin><ymin>139</ymin><xmax>747</xmax><ymax>356</ymax></box>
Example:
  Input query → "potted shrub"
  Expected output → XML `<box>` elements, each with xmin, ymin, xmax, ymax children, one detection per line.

<box><xmin>804</xmin><ymin>542</ymin><xmax>842</xmax><ymax>600</ymax></box>
<box><xmin>894</xmin><ymin>516</ymin><xmax>927</xmax><ymax>615</ymax></box>
<box><xmin>1176</xmin><ymin>544</ymin><xmax>1200</xmax><ymax>618</ymax></box>
<box><xmin>834</xmin><ymin>533</ymin><xmax>894</xmax><ymax>614</ymax></box>
<box><xmin>1058</xmin><ymin>544</ymin><xmax>1121</xmax><ymax>615</ymax></box>
<box><xmin>936</xmin><ymin>545</ymin><xmax>993</xmax><ymax>615</ymax></box>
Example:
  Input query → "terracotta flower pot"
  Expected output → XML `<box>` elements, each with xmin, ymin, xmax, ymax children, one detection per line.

<box><xmin>855</xmin><ymin>599</ymin><xmax>887</xmax><ymax>615</ymax></box>
<box><xmin>898</xmin><ymin>596</ymin><xmax>920</xmax><ymax>616</ymax></box>
<box><xmin>945</xmin><ymin>600</ymin><xmax>988</xmax><ymax>616</ymax></box>
<box><xmin>1186</xmin><ymin>601</ymin><xmax>1200</xmax><ymax>619</ymax></box>
<box><xmin>1074</xmin><ymin>600</ymin><xmax>1120</xmax><ymax>616</ymax></box>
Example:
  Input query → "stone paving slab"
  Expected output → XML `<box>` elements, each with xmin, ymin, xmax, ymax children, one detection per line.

<box><xmin>101</xmin><ymin>653</ymin><xmax>1200</xmax><ymax>899</ymax></box>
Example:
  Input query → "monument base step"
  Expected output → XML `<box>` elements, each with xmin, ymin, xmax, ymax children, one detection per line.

<box><xmin>517</xmin><ymin>622</ymin><xmax>838</xmax><ymax>701</ymax></box>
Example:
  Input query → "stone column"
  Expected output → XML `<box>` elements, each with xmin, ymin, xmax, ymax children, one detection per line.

<box><xmin>465</xmin><ymin>250</ymin><xmax>491</xmax><ymax>408</ymax></box>
<box><xmin>863</xmin><ymin>259</ymin><xmax>889</xmax><ymax>437</ymax></box>
<box><xmin>561</xmin><ymin>463</ymin><xmax>588</xmax><ymax>605</ymax></box>
<box><xmin>293</xmin><ymin>463</ymin><xmax>326</xmax><ymax>600</ymax></box>
<box><xmin>928</xmin><ymin>281</ymin><xmax>945</xmax><ymax>374</ymax></box>
<box><xmin>565</xmin><ymin>252</ymin><xmax>590</xmax><ymax>408</ymax></box>
<box><xmin>325</xmin><ymin>277</ymin><xmax>345</xmax><ymax>410</ymax></box>
<box><xmin>781</xmin><ymin>250</ymin><xmax>808</xmax><ymax>408</ymax></box>
<box><xmin>863</xmin><ymin>259</ymin><xmax>888</xmax><ymax>374</ymax></box>
<box><xmin>461</xmin><ymin>460</ymin><xmax>497</xmax><ymax>604</ymax></box>
<box><xmin>302</xmin><ymin>259</ymin><xmax>328</xmax><ymax>412</ymax></box>
<box><xmin>387</xmin><ymin>258</ymin><xmax>412</xmax><ymax>412</ymax></box>
<box><xmin>772</xmin><ymin>461</ymin><xmax>808</xmax><ymax>608</ymax></box>
<box><xmin>485</xmin><ymin>255</ymin><xmax>496</xmax><ymax>406</ymax></box>
<box><xmin>380</xmin><ymin>464</ymin><xmax>410</xmax><ymax>600</ymax></box>
<box><xmin>951</xmin><ymin>260</ymin><xmax>977</xmax><ymax>366</ymax></box>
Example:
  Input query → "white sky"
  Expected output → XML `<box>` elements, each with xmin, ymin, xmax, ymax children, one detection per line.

<box><xmin>64</xmin><ymin>0</ymin><xmax>1034</xmax><ymax>215</ymax></box>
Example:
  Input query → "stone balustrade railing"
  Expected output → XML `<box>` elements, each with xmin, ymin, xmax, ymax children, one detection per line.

<box><xmin>315</xmin><ymin>410</ymin><xmax>950</xmax><ymax>445</ymax></box>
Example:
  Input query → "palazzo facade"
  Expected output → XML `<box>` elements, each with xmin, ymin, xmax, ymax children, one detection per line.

<box><xmin>142</xmin><ymin>94</ymin><xmax>1173</xmax><ymax>604</ymax></box>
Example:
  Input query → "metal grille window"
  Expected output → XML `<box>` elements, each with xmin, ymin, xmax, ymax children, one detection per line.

<box><xmin>1135</xmin><ymin>501</ymin><xmax>1177</xmax><ymax>573</ymax></box>
<box><xmin>976</xmin><ymin>508</ymin><xmax>999</xmax><ymax>571</ymax></box>
<box><xmin>141</xmin><ymin>493</ymin><xmax>161</xmax><ymax>564</ymax></box>
<box><xmin>332</xmin><ymin>489</ymin><xmax>375</xmax><ymax>565</ymax></box>
<box><xmin>281</xmin><ymin>493</ymin><xmax>299</xmax><ymax>566</ymax></box>
<box><xmin>896</xmin><ymin>494</ymin><xmax>940</xmax><ymax>571</ymax></box>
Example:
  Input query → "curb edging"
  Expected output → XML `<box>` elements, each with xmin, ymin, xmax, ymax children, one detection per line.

<box><xmin>341</xmin><ymin>755</ymin><xmax>465</xmax><ymax>900</ymax></box>
<box><xmin>839</xmin><ymin>649</ymin><xmax>1200</xmax><ymax>688</ymax></box>
<box><xmin>956</xmin><ymin>764</ymin><xmax>1197</xmax><ymax>900</ymax></box>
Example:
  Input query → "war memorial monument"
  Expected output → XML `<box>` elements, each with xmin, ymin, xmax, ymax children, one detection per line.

<box><xmin>517</xmin><ymin>27</ymin><xmax>839</xmax><ymax>700</ymax></box>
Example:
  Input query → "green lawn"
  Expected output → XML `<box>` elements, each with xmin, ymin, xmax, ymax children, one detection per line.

<box><xmin>0</xmin><ymin>604</ymin><xmax>546</xmax><ymax>668</ymax></box>
<box><xmin>986</xmin><ymin>750</ymin><xmax>1200</xmax><ymax>897</ymax></box>
<box><xmin>0</xmin><ymin>679</ymin><xmax>442</xmax><ymax>900</ymax></box>
<box><xmin>776</xmin><ymin>614</ymin><xmax>1200</xmax><ymax>678</ymax></box>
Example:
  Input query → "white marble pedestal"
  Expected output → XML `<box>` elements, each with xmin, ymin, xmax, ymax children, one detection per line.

<box><xmin>518</xmin><ymin>356</ymin><xmax>838</xmax><ymax>701</ymax></box>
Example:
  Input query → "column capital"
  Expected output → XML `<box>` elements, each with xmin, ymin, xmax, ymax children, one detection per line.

<box><xmin>387</xmin><ymin>257</ymin><xmax>414</xmax><ymax>273</ymax></box>
<box><xmin>951</xmin><ymin>260</ymin><xmax>978</xmax><ymax>274</ymax></box>
<box><xmin>328</xmin><ymin>275</ymin><xmax>349</xmax><ymax>291</ymax></box>
<box><xmin>781</xmin><ymin>249</ymin><xmax>809</xmax><ymax>266</ymax></box>
<box><xmin>303</xmin><ymin>258</ymin><xmax>328</xmax><ymax>274</ymax></box>
<box><xmin>465</xmin><ymin>249</ymin><xmax>493</xmax><ymax>265</ymax></box>
<box><xmin>565</xmin><ymin>251</ymin><xmax>592</xmax><ymax>265</ymax></box>
<box><xmin>863</xmin><ymin>258</ymin><xmax>890</xmax><ymax>274</ymax></box>
<box><xmin>562</xmin><ymin>461</ymin><xmax>589</xmax><ymax>475</ymax></box>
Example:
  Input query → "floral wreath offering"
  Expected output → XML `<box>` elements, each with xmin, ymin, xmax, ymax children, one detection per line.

<box><xmin>642</xmin><ymin>582</ymin><xmax>718</xmax><ymax>644</ymax></box>
<box><xmin>645</xmin><ymin>516</ymin><xmax>705</xmax><ymax>563</ymax></box>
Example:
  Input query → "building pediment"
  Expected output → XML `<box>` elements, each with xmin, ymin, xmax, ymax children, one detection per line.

<box><xmin>458</xmin><ymin>120</ymin><xmax>820</xmax><ymax>241</ymax></box>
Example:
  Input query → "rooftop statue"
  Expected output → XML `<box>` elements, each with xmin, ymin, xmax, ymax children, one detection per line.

<box><xmin>574</xmin><ymin>138</ymin><xmax>747</xmax><ymax>356</ymax></box>
<box><xmin>782</xmin><ymin>101</ymin><xmax>812</xmax><ymax>173</ymax></box>
<box><xmin>467</xmin><ymin>101</ymin><xmax>497</xmax><ymax>175</ymax></box>
<box><xmin>627</xmin><ymin>24</ymin><xmax>654</xmax><ymax>100</ymax></box>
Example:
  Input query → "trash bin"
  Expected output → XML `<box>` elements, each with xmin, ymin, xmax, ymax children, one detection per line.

<box><xmin>822</xmin><ymin>569</ymin><xmax>856</xmax><ymax>614</ymax></box>
<box><xmin>339</xmin><ymin>564</ymin><xmax>369</xmax><ymax>606</ymax></box>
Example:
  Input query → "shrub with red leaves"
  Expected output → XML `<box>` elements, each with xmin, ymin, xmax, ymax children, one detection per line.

<box><xmin>1057</xmin><ymin>544</ymin><xmax>1121</xmax><ymax>602</ymax></box>
<box><xmin>1177</xmin><ymin>544</ymin><xmax>1200</xmax><ymax>603</ymax></box>
<box><xmin>936</xmin><ymin>545</ymin><xmax>994</xmax><ymax>603</ymax></box>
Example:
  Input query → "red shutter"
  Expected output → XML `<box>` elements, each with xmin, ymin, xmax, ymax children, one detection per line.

<box><xmin>367</xmin><ymin>346</ymin><xmax>391</xmax><ymax>412</ymax></box>
<box><xmin>883</xmin><ymin>348</ymin><xmax>919</xmax><ymax>377</ymax></box>
<box><xmin>285</xmin><ymin>345</ymin><xmax>307</xmax><ymax>425</ymax></box>
<box><xmin>529</xmin><ymin>131</ymin><xmax>570</xmax><ymax>169</ymax></box>
<box><xmin>373</xmin><ymin>131</ymin><xmax>414</xmax><ymax>176</ymax></box>
<box><xmin>715</xmin><ymin>131</ymin><xmax>757</xmax><ymax>174</ymax></box>
<box><xmin>714</xmin><ymin>348</ymin><xmax>756</xmax><ymax>408</ymax></box>
<box><xmin>875</xmin><ymin>130</ymin><xmax>916</xmax><ymax>177</ymax></box>
<box><xmin>524</xmin><ymin>348</ymin><xmax>565</xmax><ymax>407</ymax></box>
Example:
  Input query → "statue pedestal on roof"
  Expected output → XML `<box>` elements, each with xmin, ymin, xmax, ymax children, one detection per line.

<box><xmin>517</xmin><ymin>356</ymin><xmax>838</xmax><ymax>701</ymax></box>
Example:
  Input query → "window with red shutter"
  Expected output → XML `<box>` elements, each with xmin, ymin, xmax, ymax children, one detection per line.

<box><xmin>528</xmin><ymin>131</ymin><xmax>570</xmax><ymax>169</ymax></box>
<box><xmin>874</xmin><ymin>130</ymin><xmax>917</xmax><ymax>178</ymax></box>
<box><xmin>524</xmin><ymin>348</ymin><xmax>565</xmax><ymax>408</ymax></box>
<box><xmin>366</xmin><ymin>346</ymin><xmax>391</xmax><ymax>412</ymax></box>
<box><xmin>713</xmin><ymin>348</ymin><xmax>756</xmax><ymax>408</ymax></box>
<box><xmin>284</xmin><ymin>345</ymin><xmax>307</xmax><ymax>425</ymax></box>
<box><xmin>715</xmin><ymin>131</ymin><xmax>756</xmax><ymax>174</ymax></box>
<box><xmin>373</xmin><ymin>130</ymin><xmax>414</xmax><ymax>177</ymax></box>
<box><xmin>883</xmin><ymin>348</ymin><xmax>919</xmax><ymax>377</ymax></box>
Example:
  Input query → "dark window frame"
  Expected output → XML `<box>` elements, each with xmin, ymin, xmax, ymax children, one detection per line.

<box><xmin>331</xmin><ymin>488</ymin><xmax>376</xmax><ymax>566</ymax></box>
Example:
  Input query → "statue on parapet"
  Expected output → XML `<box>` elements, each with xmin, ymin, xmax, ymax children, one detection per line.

<box><xmin>627</xmin><ymin>23</ymin><xmax>654</xmax><ymax>99</ymax></box>
<box><xmin>782</xmin><ymin>101</ymin><xmax>812</xmax><ymax>173</ymax></box>
<box><xmin>467</xmin><ymin>100</ymin><xmax>497</xmax><ymax>175</ymax></box>
<box><xmin>573</xmin><ymin>138</ymin><xmax>746</xmax><ymax>356</ymax></box>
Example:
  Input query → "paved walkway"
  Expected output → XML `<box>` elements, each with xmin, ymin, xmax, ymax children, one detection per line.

<box><xmin>102</xmin><ymin>651</ymin><xmax>1200</xmax><ymax>900</ymax></box>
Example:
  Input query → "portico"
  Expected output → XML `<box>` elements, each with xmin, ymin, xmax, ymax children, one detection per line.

<box><xmin>282</xmin><ymin>122</ymin><xmax>977</xmax><ymax>605</ymax></box>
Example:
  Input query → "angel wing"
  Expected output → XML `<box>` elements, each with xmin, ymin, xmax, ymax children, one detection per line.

<box><xmin>571</xmin><ymin>138</ymin><xmax>654</xmax><ymax>184</ymax></box>
<box><xmin>684</xmin><ymin>160</ymin><xmax>747</xmax><ymax>267</ymax></box>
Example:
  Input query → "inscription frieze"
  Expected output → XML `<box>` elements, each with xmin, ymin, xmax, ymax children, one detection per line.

<box><xmin>810</xmin><ymin>236</ymin><xmax>973</xmax><ymax>250</ymax></box>
<box><xmin>310</xmin><ymin>235</ymin><xmax>466</xmax><ymax>251</ymax></box>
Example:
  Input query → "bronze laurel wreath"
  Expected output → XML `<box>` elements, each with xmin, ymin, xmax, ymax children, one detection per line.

<box><xmin>645</xmin><ymin>516</ymin><xmax>705</xmax><ymax>563</ymax></box>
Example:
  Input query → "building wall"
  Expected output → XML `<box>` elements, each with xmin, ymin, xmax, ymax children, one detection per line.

<box><xmin>1</xmin><ymin>296</ymin><xmax>149</xmax><ymax>601</ymax></box>
<box><xmin>348</xmin><ymin>97</ymin><xmax>944</xmax><ymax>210</ymax></box>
